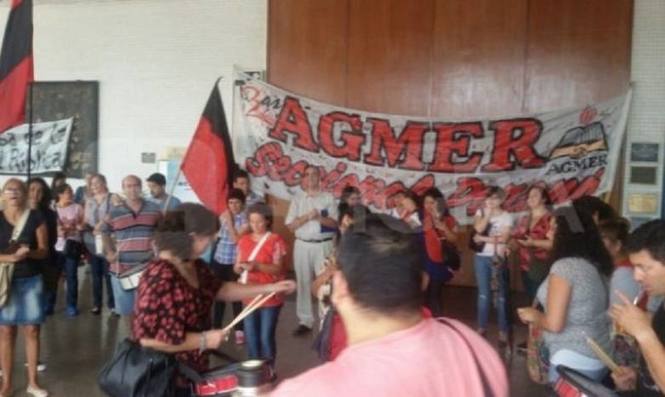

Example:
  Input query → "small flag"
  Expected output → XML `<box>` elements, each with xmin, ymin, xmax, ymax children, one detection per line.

<box><xmin>181</xmin><ymin>80</ymin><xmax>236</xmax><ymax>215</ymax></box>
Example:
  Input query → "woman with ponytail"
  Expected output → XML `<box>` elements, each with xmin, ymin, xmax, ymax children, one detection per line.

<box><xmin>132</xmin><ymin>203</ymin><xmax>295</xmax><ymax>396</ymax></box>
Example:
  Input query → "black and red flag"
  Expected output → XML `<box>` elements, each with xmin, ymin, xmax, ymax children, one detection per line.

<box><xmin>181</xmin><ymin>80</ymin><xmax>236</xmax><ymax>215</ymax></box>
<box><xmin>0</xmin><ymin>0</ymin><xmax>33</xmax><ymax>133</ymax></box>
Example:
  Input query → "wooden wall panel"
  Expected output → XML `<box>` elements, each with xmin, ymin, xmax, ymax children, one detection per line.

<box><xmin>346</xmin><ymin>0</ymin><xmax>434</xmax><ymax>115</ymax></box>
<box><xmin>267</xmin><ymin>0</ymin><xmax>348</xmax><ymax>103</ymax></box>
<box><xmin>524</xmin><ymin>0</ymin><xmax>633</xmax><ymax>112</ymax></box>
<box><xmin>431</xmin><ymin>0</ymin><xmax>528</xmax><ymax>119</ymax></box>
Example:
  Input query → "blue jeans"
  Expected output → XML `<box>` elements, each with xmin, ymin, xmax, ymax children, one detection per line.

<box><xmin>243</xmin><ymin>306</ymin><xmax>282</xmax><ymax>365</ymax></box>
<box><xmin>58</xmin><ymin>253</ymin><xmax>79</xmax><ymax>309</ymax></box>
<box><xmin>90</xmin><ymin>255</ymin><xmax>115</xmax><ymax>309</ymax></box>
<box><xmin>474</xmin><ymin>254</ymin><xmax>511</xmax><ymax>333</ymax></box>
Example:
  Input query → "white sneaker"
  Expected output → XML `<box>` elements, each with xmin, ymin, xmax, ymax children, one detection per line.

<box><xmin>26</xmin><ymin>386</ymin><xmax>49</xmax><ymax>397</ymax></box>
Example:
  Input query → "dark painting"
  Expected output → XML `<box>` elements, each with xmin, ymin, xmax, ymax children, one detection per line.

<box><xmin>26</xmin><ymin>81</ymin><xmax>99</xmax><ymax>178</ymax></box>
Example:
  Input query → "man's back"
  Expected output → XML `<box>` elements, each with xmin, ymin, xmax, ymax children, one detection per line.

<box><xmin>270</xmin><ymin>318</ymin><xmax>508</xmax><ymax>397</ymax></box>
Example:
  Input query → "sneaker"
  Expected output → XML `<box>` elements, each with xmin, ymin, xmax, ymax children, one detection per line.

<box><xmin>65</xmin><ymin>307</ymin><xmax>79</xmax><ymax>317</ymax></box>
<box><xmin>235</xmin><ymin>330</ymin><xmax>245</xmax><ymax>345</ymax></box>
<box><xmin>26</xmin><ymin>385</ymin><xmax>48</xmax><ymax>397</ymax></box>
<box><xmin>90</xmin><ymin>307</ymin><xmax>101</xmax><ymax>315</ymax></box>
<box><xmin>110</xmin><ymin>309</ymin><xmax>121</xmax><ymax>318</ymax></box>
<box><xmin>291</xmin><ymin>325</ymin><xmax>312</xmax><ymax>337</ymax></box>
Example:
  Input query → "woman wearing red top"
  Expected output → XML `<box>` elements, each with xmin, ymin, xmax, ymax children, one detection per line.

<box><xmin>421</xmin><ymin>188</ymin><xmax>459</xmax><ymax>317</ymax></box>
<box><xmin>511</xmin><ymin>185</ymin><xmax>554</xmax><ymax>301</ymax></box>
<box><xmin>234</xmin><ymin>203</ymin><xmax>287</xmax><ymax>376</ymax></box>
<box><xmin>133</xmin><ymin>203</ymin><xmax>295</xmax><ymax>396</ymax></box>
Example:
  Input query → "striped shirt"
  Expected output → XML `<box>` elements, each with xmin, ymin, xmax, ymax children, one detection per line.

<box><xmin>213</xmin><ymin>211</ymin><xmax>248</xmax><ymax>265</ymax></box>
<box><xmin>108</xmin><ymin>200</ymin><xmax>161</xmax><ymax>274</ymax></box>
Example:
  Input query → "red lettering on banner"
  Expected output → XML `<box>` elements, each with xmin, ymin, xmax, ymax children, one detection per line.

<box><xmin>548</xmin><ymin>169</ymin><xmax>604</xmax><ymax>203</ymax></box>
<box><xmin>482</xmin><ymin>119</ymin><xmax>546</xmax><ymax>172</ymax></box>
<box><xmin>429</xmin><ymin>122</ymin><xmax>484</xmax><ymax>173</ymax></box>
<box><xmin>245</xmin><ymin>142</ymin><xmax>285</xmax><ymax>177</ymax></box>
<box><xmin>363</xmin><ymin>119</ymin><xmax>426</xmax><ymax>171</ymax></box>
<box><xmin>321</xmin><ymin>162</ymin><xmax>348</xmax><ymax>190</ymax></box>
<box><xmin>318</xmin><ymin>112</ymin><xmax>365</xmax><ymax>161</ymax></box>
<box><xmin>447</xmin><ymin>178</ymin><xmax>488</xmax><ymax>216</ymax></box>
<box><xmin>282</xmin><ymin>160</ymin><xmax>308</xmax><ymax>187</ymax></box>
<box><xmin>244</xmin><ymin>141</ymin><xmax>606</xmax><ymax>217</ymax></box>
<box><xmin>268</xmin><ymin>97</ymin><xmax>318</xmax><ymax>152</ymax></box>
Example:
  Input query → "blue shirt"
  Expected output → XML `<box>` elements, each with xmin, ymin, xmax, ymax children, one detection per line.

<box><xmin>213</xmin><ymin>211</ymin><xmax>248</xmax><ymax>265</ymax></box>
<box><xmin>148</xmin><ymin>194</ymin><xmax>182</xmax><ymax>211</ymax></box>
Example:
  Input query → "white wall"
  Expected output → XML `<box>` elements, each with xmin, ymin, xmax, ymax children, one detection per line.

<box><xmin>0</xmin><ymin>0</ymin><xmax>267</xmax><ymax>191</ymax></box>
<box><xmin>622</xmin><ymin>0</ymin><xmax>665</xmax><ymax>219</ymax></box>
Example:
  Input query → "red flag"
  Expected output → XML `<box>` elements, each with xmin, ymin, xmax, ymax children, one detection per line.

<box><xmin>181</xmin><ymin>81</ymin><xmax>236</xmax><ymax>215</ymax></box>
<box><xmin>0</xmin><ymin>0</ymin><xmax>33</xmax><ymax>133</ymax></box>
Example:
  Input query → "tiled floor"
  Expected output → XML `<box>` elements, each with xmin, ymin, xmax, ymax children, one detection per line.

<box><xmin>1</xmin><ymin>268</ymin><xmax>549</xmax><ymax>396</ymax></box>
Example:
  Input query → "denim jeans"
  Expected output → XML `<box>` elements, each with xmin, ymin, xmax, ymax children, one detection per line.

<box><xmin>58</xmin><ymin>253</ymin><xmax>79</xmax><ymax>309</ymax></box>
<box><xmin>90</xmin><ymin>255</ymin><xmax>115</xmax><ymax>309</ymax></box>
<box><xmin>243</xmin><ymin>305</ymin><xmax>282</xmax><ymax>365</ymax></box>
<box><xmin>474</xmin><ymin>254</ymin><xmax>511</xmax><ymax>333</ymax></box>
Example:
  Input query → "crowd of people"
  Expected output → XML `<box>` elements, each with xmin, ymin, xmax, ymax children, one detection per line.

<box><xmin>0</xmin><ymin>165</ymin><xmax>662</xmax><ymax>396</ymax></box>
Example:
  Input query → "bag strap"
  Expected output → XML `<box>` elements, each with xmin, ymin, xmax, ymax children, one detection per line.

<box><xmin>437</xmin><ymin>318</ymin><xmax>495</xmax><ymax>397</ymax></box>
<box><xmin>248</xmin><ymin>232</ymin><xmax>271</xmax><ymax>262</ymax></box>
<box><xmin>11</xmin><ymin>210</ymin><xmax>30</xmax><ymax>242</ymax></box>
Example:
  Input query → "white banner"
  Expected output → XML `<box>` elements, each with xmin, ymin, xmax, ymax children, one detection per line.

<box><xmin>232</xmin><ymin>70</ymin><xmax>631</xmax><ymax>223</ymax></box>
<box><xmin>0</xmin><ymin>118</ymin><xmax>74</xmax><ymax>175</ymax></box>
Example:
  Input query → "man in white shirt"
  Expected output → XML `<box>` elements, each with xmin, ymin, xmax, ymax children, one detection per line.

<box><xmin>286</xmin><ymin>165</ymin><xmax>338</xmax><ymax>336</ymax></box>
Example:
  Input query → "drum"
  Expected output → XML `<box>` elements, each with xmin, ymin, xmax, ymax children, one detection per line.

<box><xmin>554</xmin><ymin>366</ymin><xmax>619</xmax><ymax>397</ymax></box>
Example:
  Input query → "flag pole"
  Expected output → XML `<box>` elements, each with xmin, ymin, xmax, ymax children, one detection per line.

<box><xmin>26</xmin><ymin>81</ymin><xmax>34</xmax><ymax>181</ymax></box>
<box><xmin>162</xmin><ymin>166</ymin><xmax>182</xmax><ymax>215</ymax></box>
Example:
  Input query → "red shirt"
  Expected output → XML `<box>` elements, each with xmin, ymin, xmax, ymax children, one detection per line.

<box><xmin>512</xmin><ymin>212</ymin><xmax>552</xmax><ymax>271</ymax></box>
<box><xmin>423</xmin><ymin>213</ymin><xmax>457</xmax><ymax>263</ymax></box>
<box><xmin>132</xmin><ymin>259</ymin><xmax>222</xmax><ymax>375</ymax></box>
<box><xmin>236</xmin><ymin>233</ymin><xmax>287</xmax><ymax>307</ymax></box>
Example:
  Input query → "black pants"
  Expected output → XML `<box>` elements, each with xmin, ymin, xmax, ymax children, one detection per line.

<box><xmin>209</xmin><ymin>261</ymin><xmax>244</xmax><ymax>330</ymax></box>
<box><xmin>425</xmin><ymin>278</ymin><xmax>445</xmax><ymax>317</ymax></box>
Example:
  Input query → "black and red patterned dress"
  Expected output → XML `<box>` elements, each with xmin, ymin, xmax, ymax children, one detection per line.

<box><xmin>132</xmin><ymin>258</ymin><xmax>222</xmax><ymax>378</ymax></box>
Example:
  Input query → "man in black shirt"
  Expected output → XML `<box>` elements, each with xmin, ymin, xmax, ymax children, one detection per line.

<box><xmin>611</xmin><ymin>219</ymin><xmax>665</xmax><ymax>396</ymax></box>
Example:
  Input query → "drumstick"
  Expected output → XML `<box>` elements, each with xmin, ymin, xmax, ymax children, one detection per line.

<box><xmin>222</xmin><ymin>292</ymin><xmax>276</xmax><ymax>333</ymax></box>
<box><xmin>585</xmin><ymin>336</ymin><xmax>620</xmax><ymax>372</ymax></box>
<box><xmin>236</xmin><ymin>294</ymin><xmax>264</xmax><ymax>320</ymax></box>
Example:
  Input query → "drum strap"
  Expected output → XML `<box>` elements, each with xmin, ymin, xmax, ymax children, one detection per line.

<box><xmin>437</xmin><ymin>318</ymin><xmax>495</xmax><ymax>397</ymax></box>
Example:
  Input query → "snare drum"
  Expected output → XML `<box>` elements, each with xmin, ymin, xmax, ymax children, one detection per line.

<box><xmin>554</xmin><ymin>366</ymin><xmax>619</xmax><ymax>397</ymax></box>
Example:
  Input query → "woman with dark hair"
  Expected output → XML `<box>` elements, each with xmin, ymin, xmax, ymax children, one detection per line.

<box><xmin>518</xmin><ymin>205</ymin><xmax>613</xmax><ymax>384</ymax></box>
<box><xmin>340</xmin><ymin>186</ymin><xmax>361</xmax><ymax>207</ymax></box>
<box><xmin>0</xmin><ymin>179</ymin><xmax>49</xmax><ymax>397</ymax></box>
<box><xmin>133</xmin><ymin>203</ymin><xmax>295</xmax><ymax>396</ymax></box>
<box><xmin>511</xmin><ymin>185</ymin><xmax>554</xmax><ymax>301</ymax></box>
<box><xmin>421</xmin><ymin>188</ymin><xmax>459</xmax><ymax>317</ymax></box>
<box><xmin>49</xmin><ymin>172</ymin><xmax>67</xmax><ymax>197</ymax></box>
<box><xmin>234</xmin><ymin>203</ymin><xmax>288</xmax><ymax>378</ymax></box>
<box><xmin>27</xmin><ymin>179</ymin><xmax>59</xmax><ymax>316</ymax></box>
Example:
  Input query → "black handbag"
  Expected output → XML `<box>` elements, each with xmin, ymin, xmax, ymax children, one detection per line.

<box><xmin>441</xmin><ymin>241</ymin><xmax>461</xmax><ymax>271</ymax></box>
<box><xmin>63</xmin><ymin>239</ymin><xmax>83</xmax><ymax>260</ymax></box>
<box><xmin>98</xmin><ymin>338</ymin><xmax>177</xmax><ymax>397</ymax></box>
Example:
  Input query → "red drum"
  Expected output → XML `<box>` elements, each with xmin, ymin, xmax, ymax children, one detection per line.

<box><xmin>554</xmin><ymin>366</ymin><xmax>618</xmax><ymax>397</ymax></box>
